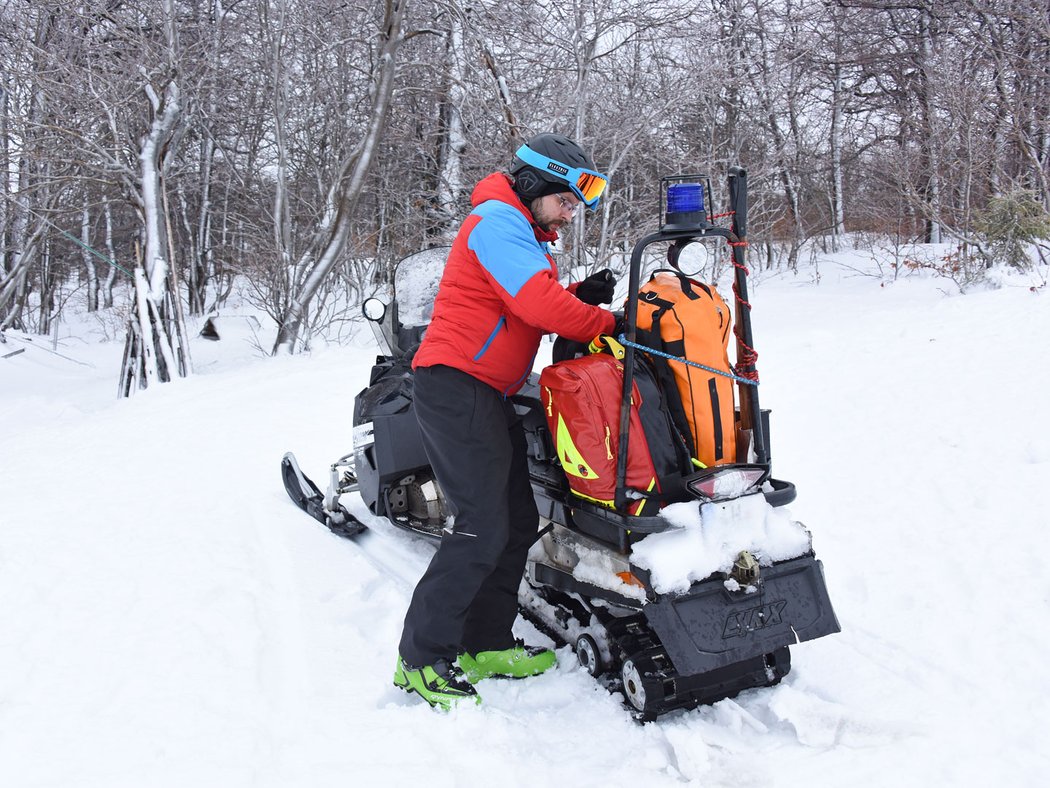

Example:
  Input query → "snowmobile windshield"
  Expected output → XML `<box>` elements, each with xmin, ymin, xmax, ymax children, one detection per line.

<box><xmin>394</xmin><ymin>247</ymin><xmax>450</xmax><ymax>327</ymax></box>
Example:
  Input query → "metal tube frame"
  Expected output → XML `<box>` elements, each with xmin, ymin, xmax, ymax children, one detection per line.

<box><xmin>613</xmin><ymin>168</ymin><xmax>766</xmax><ymax>512</ymax></box>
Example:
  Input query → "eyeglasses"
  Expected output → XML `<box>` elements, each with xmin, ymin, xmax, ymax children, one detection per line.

<box><xmin>514</xmin><ymin>144</ymin><xmax>609</xmax><ymax>208</ymax></box>
<box><xmin>556</xmin><ymin>193</ymin><xmax>581</xmax><ymax>218</ymax></box>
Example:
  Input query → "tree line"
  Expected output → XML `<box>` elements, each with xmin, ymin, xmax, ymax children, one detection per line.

<box><xmin>1</xmin><ymin>0</ymin><xmax>1047</xmax><ymax>382</ymax></box>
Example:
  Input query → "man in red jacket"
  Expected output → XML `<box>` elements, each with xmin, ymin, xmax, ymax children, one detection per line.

<box><xmin>394</xmin><ymin>133</ymin><xmax>619</xmax><ymax>709</ymax></box>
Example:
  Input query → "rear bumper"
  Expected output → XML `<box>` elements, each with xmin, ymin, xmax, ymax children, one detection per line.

<box><xmin>642</xmin><ymin>554</ymin><xmax>840</xmax><ymax>676</ymax></box>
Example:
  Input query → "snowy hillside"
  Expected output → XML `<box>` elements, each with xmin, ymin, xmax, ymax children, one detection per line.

<box><xmin>1</xmin><ymin>254</ymin><xmax>1048</xmax><ymax>787</ymax></box>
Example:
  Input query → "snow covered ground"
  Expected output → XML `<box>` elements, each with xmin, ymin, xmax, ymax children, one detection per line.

<box><xmin>2</xmin><ymin>252</ymin><xmax>1048</xmax><ymax>787</ymax></box>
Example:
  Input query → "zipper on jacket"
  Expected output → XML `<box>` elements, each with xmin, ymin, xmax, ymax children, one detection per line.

<box><xmin>473</xmin><ymin>315</ymin><xmax>506</xmax><ymax>361</ymax></box>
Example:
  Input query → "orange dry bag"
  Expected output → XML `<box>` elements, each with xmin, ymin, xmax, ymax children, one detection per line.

<box><xmin>635</xmin><ymin>270</ymin><xmax>736</xmax><ymax>468</ymax></box>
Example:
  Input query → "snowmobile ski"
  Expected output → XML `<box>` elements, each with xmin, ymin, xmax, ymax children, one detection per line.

<box><xmin>281</xmin><ymin>452</ymin><xmax>366</xmax><ymax>539</ymax></box>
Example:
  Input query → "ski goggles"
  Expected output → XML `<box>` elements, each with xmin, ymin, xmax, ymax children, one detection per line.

<box><xmin>514</xmin><ymin>145</ymin><xmax>609</xmax><ymax>208</ymax></box>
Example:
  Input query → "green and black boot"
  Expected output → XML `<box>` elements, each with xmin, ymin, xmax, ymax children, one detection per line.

<box><xmin>393</xmin><ymin>656</ymin><xmax>480</xmax><ymax>710</ymax></box>
<box><xmin>457</xmin><ymin>641</ymin><xmax>557</xmax><ymax>682</ymax></box>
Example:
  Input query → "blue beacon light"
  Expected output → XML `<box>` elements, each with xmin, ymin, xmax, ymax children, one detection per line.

<box><xmin>664</xmin><ymin>182</ymin><xmax>707</xmax><ymax>228</ymax></box>
<box><xmin>667</xmin><ymin>183</ymin><xmax>704</xmax><ymax>213</ymax></box>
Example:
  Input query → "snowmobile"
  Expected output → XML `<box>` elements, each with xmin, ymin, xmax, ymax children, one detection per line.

<box><xmin>282</xmin><ymin>168</ymin><xmax>839</xmax><ymax>720</ymax></box>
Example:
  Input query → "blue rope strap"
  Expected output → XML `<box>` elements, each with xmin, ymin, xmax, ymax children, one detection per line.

<box><xmin>617</xmin><ymin>334</ymin><xmax>759</xmax><ymax>387</ymax></box>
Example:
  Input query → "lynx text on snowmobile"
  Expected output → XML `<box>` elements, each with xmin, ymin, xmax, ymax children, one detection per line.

<box><xmin>282</xmin><ymin>168</ymin><xmax>840</xmax><ymax>720</ymax></box>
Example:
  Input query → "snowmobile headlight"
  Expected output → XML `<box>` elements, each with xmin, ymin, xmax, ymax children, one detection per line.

<box><xmin>685</xmin><ymin>464</ymin><xmax>769</xmax><ymax>502</ymax></box>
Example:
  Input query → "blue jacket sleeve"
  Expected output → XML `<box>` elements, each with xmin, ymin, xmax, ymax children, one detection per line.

<box><xmin>467</xmin><ymin>201</ymin><xmax>614</xmax><ymax>341</ymax></box>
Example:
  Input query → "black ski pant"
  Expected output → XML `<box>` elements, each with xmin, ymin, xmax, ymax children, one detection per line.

<box><xmin>398</xmin><ymin>364</ymin><xmax>540</xmax><ymax>667</ymax></box>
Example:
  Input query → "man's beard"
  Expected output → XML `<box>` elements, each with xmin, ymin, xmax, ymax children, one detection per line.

<box><xmin>530</xmin><ymin>198</ymin><xmax>567</xmax><ymax>234</ymax></box>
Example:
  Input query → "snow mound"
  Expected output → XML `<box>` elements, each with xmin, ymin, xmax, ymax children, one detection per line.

<box><xmin>571</xmin><ymin>542</ymin><xmax>647</xmax><ymax>601</ymax></box>
<box><xmin>630</xmin><ymin>493</ymin><xmax>813</xmax><ymax>594</ymax></box>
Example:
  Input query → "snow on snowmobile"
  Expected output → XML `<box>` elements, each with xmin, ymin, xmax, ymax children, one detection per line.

<box><xmin>282</xmin><ymin>168</ymin><xmax>839</xmax><ymax>720</ymax></box>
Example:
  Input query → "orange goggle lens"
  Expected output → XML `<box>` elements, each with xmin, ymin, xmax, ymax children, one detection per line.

<box><xmin>574</xmin><ymin>172</ymin><xmax>608</xmax><ymax>204</ymax></box>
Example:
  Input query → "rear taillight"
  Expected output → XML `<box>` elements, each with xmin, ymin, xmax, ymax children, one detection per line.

<box><xmin>684</xmin><ymin>464</ymin><xmax>769</xmax><ymax>502</ymax></box>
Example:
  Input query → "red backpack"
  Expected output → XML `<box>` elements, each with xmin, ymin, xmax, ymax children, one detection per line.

<box><xmin>539</xmin><ymin>352</ymin><xmax>690</xmax><ymax>515</ymax></box>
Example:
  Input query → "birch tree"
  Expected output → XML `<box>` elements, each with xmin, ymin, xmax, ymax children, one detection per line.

<box><xmin>434</xmin><ymin>2</ymin><xmax>469</xmax><ymax>240</ymax></box>
<box><xmin>916</xmin><ymin>4</ymin><xmax>943</xmax><ymax>243</ymax></box>
<box><xmin>117</xmin><ymin>0</ymin><xmax>193</xmax><ymax>391</ymax></box>
<box><xmin>272</xmin><ymin>0</ymin><xmax>411</xmax><ymax>354</ymax></box>
<box><xmin>80</xmin><ymin>201</ymin><xmax>99</xmax><ymax>312</ymax></box>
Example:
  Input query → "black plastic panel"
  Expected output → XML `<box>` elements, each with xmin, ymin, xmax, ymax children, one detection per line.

<box><xmin>643</xmin><ymin>555</ymin><xmax>840</xmax><ymax>676</ymax></box>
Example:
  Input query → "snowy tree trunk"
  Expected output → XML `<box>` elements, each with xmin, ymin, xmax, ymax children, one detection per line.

<box><xmin>0</xmin><ymin>80</ymin><xmax>8</xmax><ymax>279</ymax></box>
<box><xmin>132</xmin><ymin>267</ymin><xmax>160</xmax><ymax>389</ymax></box>
<box><xmin>139</xmin><ymin>80</ymin><xmax>181</xmax><ymax>301</ymax></box>
<box><xmin>270</xmin><ymin>0</ymin><xmax>293</xmax><ymax>278</ymax></box>
<box><xmin>830</xmin><ymin>61</ymin><xmax>847</xmax><ymax>251</ymax></box>
<box><xmin>81</xmin><ymin>202</ymin><xmax>99</xmax><ymax>312</ymax></box>
<box><xmin>187</xmin><ymin>139</ymin><xmax>215</xmax><ymax>316</ymax></box>
<box><xmin>102</xmin><ymin>196</ymin><xmax>118</xmax><ymax>309</ymax></box>
<box><xmin>919</xmin><ymin>10</ymin><xmax>942</xmax><ymax>244</ymax></box>
<box><xmin>38</xmin><ymin>238</ymin><xmax>54</xmax><ymax>336</ymax></box>
<box><xmin>119</xmin><ymin>0</ymin><xmax>191</xmax><ymax>392</ymax></box>
<box><xmin>0</xmin><ymin>202</ymin><xmax>32</xmax><ymax>329</ymax></box>
<box><xmin>272</xmin><ymin>0</ymin><xmax>410</xmax><ymax>355</ymax></box>
<box><xmin>479</xmin><ymin>43</ymin><xmax>520</xmax><ymax>143</ymax></box>
<box><xmin>436</xmin><ymin>7</ymin><xmax>467</xmax><ymax>241</ymax></box>
<box><xmin>128</xmin><ymin>75</ymin><xmax>185</xmax><ymax>387</ymax></box>
<box><xmin>188</xmin><ymin>0</ymin><xmax>226</xmax><ymax>316</ymax></box>
<box><xmin>0</xmin><ymin>189</ymin><xmax>47</xmax><ymax>331</ymax></box>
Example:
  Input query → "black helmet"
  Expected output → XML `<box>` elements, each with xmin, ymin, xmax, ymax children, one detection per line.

<box><xmin>511</xmin><ymin>133</ymin><xmax>608</xmax><ymax>210</ymax></box>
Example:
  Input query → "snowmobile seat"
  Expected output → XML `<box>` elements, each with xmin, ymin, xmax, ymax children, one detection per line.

<box><xmin>569</xmin><ymin>499</ymin><xmax>671</xmax><ymax>546</ymax></box>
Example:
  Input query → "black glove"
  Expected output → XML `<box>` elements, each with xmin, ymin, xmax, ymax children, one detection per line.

<box><xmin>575</xmin><ymin>268</ymin><xmax>616</xmax><ymax>305</ymax></box>
<box><xmin>612</xmin><ymin>314</ymin><xmax>627</xmax><ymax>339</ymax></box>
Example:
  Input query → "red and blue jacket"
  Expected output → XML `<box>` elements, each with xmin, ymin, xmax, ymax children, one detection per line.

<box><xmin>413</xmin><ymin>173</ymin><xmax>615</xmax><ymax>395</ymax></box>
